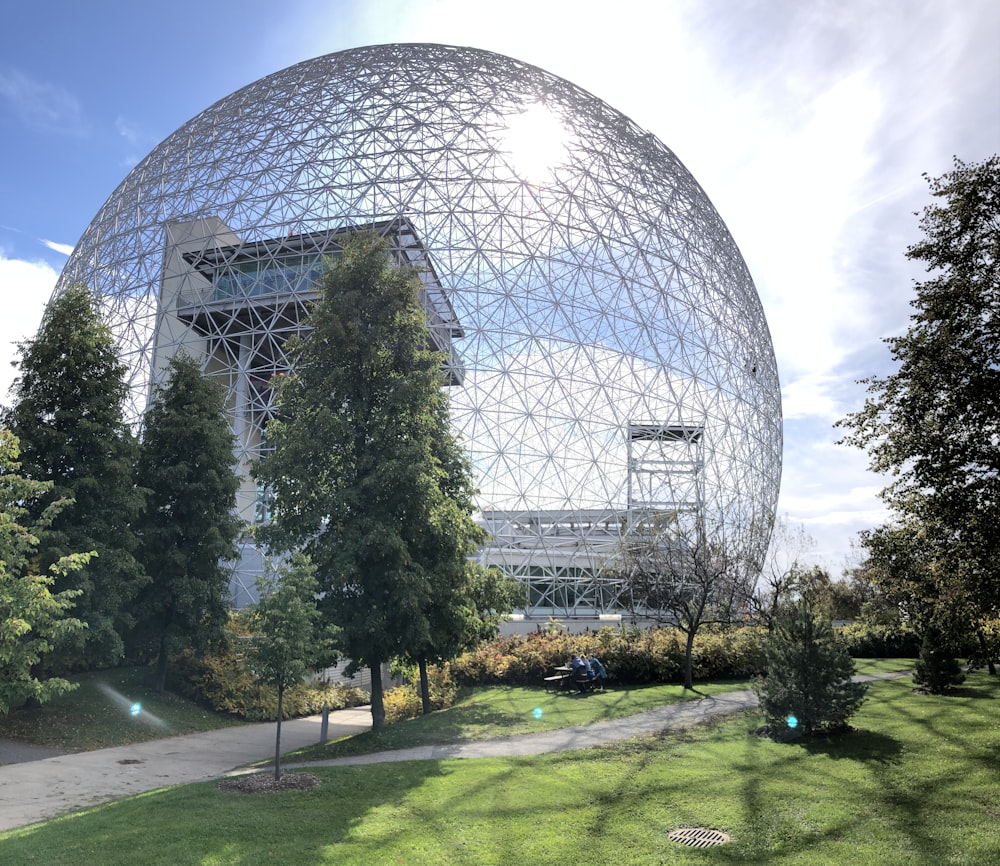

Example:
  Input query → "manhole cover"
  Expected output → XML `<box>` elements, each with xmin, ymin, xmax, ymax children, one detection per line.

<box><xmin>668</xmin><ymin>827</ymin><xmax>731</xmax><ymax>848</ymax></box>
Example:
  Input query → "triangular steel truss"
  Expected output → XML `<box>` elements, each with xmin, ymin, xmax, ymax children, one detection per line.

<box><xmin>54</xmin><ymin>44</ymin><xmax>782</xmax><ymax>616</ymax></box>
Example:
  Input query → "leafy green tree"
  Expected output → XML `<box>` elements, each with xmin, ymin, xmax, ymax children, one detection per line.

<box><xmin>0</xmin><ymin>429</ymin><xmax>90</xmax><ymax>714</ymax></box>
<box><xmin>754</xmin><ymin>596</ymin><xmax>868</xmax><ymax>738</ymax></box>
<box><xmin>132</xmin><ymin>354</ymin><xmax>242</xmax><ymax>692</ymax></box>
<box><xmin>243</xmin><ymin>553</ymin><xmax>338</xmax><ymax>779</ymax></box>
<box><xmin>3</xmin><ymin>285</ymin><xmax>145</xmax><ymax>670</ymax></box>
<box><xmin>838</xmin><ymin>156</ymin><xmax>999</xmax><ymax>660</ymax></box>
<box><xmin>256</xmin><ymin>233</ymin><xmax>485</xmax><ymax>729</ymax></box>
<box><xmin>412</xmin><ymin>562</ymin><xmax>525</xmax><ymax>714</ymax></box>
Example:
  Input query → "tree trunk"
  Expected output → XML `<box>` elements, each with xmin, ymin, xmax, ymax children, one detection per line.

<box><xmin>683</xmin><ymin>628</ymin><xmax>696</xmax><ymax>690</ymax></box>
<box><xmin>274</xmin><ymin>684</ymin><xmax>284</xmax><ymax>780</ymax></box>
<box><xmin>155</xmin><ymin>635</ymin><xmax>169</xmax><ymax>694</ymax></box>
<box><xmin>370</xmin><ymin>662</ymin><xmax>386</xmax><ymax>729</ymax></box>
<box><xmin>977</xmin><ymin>630</ymin><xmax>997</xmax><ymax>675</ymax></box>
<box><xmin>419</xmin><ymin>658</ymin><xmax>432</xmax><ymax>715</ymax></box>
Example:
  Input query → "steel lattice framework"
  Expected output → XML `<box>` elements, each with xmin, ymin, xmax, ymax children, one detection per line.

<box><xmin>54</xmin><ymin>43</ymin><xmax>782</xmax><ymax>617</ymax></box>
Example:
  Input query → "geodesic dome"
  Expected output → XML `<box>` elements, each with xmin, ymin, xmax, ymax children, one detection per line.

<box><xmin>55</xmin><ymin>43</ymin><xmax>781</xmax><ymax>616</ymax></box>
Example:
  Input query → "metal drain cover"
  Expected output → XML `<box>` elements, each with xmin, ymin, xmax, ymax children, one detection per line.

<box><xmin>668</xmin><ymin>827</ymin><xmax>732</xmax><ymax>848</ymax></box>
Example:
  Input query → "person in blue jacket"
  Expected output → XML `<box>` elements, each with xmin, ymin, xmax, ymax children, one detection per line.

<box><xmin>587</xmin><ymin>655</ymin><xmax>608</xmax><ymax>690</ymax></box>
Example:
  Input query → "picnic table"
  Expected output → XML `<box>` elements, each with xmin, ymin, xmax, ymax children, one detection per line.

<box><xmin>543</xmin><ymin>665</ymin><xmax>598</xmax><ymax>693</ymax></box>
<box><xmin>543</xmin><ymin>666</ymin><xmax>573</xmax><ymax>691</ymax></box>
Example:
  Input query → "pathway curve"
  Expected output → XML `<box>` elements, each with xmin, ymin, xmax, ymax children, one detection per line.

<box><xmin>0</xmin><ymin>671</ymin><xmax>910</xmax><ymax>832</ymax></box>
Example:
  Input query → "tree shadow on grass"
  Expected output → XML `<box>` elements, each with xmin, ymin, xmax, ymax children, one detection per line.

<box><xmin>794</xmin><ymin>727</ymin><xmax>903</xmax><ymax>766</ymax></box>
<box><xmin>927</xmin><ymin>685</ymin><xmax>993</xmax><ymax>699</ymax></box>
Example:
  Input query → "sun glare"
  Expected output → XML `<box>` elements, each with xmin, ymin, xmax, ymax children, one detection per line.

<box><xmin>500</xmin><ymin>103</ymin><xmax>568</xmax><ymax>185</ymax></box>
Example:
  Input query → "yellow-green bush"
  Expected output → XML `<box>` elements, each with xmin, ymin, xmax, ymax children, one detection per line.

<box><xmin>169</xmin><ymin>643</ymin><xmax>369</xmax><ymax>721</ymax></box>
<box><xmin>452</xmin><ymin>625</ymin><xmax>767</xmax><ymax>687</ymax></box>
<box><xmin>383</xmin><ymin>662</ymin><xmax>459</xmax><ymax>723</ymax></box>
<box><xmin>834</xmin><ymin>622</ymin><xmax>920</xmax><ymax>657</ymax></box>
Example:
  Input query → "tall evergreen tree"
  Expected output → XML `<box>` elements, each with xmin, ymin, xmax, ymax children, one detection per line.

<box><xmin>256</xmin><ymin>233</ymin><xmax>485</xmax><ymax>729</ymax></box>
<box><xmin>133</xmin><ymin>353</ymin><xmax>242</xmax><ymax>692</ymax></box>
<box><xmin>3</xmin><ymin>284</ymin><xmax>145</xmax><ymax>670</ymax></box>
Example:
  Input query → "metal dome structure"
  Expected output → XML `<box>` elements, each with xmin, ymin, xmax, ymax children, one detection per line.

<box><xmin>55</xmin><ymin>43</ymin><xmax>781</xmax><ymax>619</ymax></box>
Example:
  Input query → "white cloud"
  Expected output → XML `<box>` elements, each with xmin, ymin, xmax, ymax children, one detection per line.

<box><xmin>0</xmin><ymin>70</ymin><xmax>88</xmax><ymax>136</ymax></box>
<box><xmin>0</xmin><ymin>255</ymin><xmax>54</xmax><ymax>403</ymax></box>
<box><xmin>42</xmin><ymin>239</ymin><xmax>74</xmax><ymax>256</ymax></box>
<box><xmin>115</xmin><ymin>115</ymin><xmax>142</xmax><ymax>145</ymax></box>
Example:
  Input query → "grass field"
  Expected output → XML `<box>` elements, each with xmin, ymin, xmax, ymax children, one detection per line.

<box><xmin>0</xmin><ymin>666</ymin><xmax>244</xmax><ymax>753</ymax></box>
<box><xmin>1</xmin><ymin>663</ymin><xmax>996</xmax><ymax>865</ymax></box>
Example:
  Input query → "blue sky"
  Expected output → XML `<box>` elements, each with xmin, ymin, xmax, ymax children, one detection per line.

<box><xmin>1</xmin><ymin>0</ymin><xmax>998</xmax><ymax>571</ymax></box>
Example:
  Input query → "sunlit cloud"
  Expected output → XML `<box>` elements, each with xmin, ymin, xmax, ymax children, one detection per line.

<box><xmin>42</xmin><ymin>239</ymin><xmax>74</xmax><ymax>256</ymax></box>
<box><xmin>0</xmin><ymin>255</ymin><xmax>54</xmax><ymax>402</ymax></box>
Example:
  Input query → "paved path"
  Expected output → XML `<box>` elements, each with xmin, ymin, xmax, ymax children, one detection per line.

<box><xmin>287</xmin><ymin>688</ymin><xmax>760</xmax><ymax>767</ymax></box>
<box><xmin>0</xmin><ymin>708</ymin><xmax>372</xmax><ymax>832</ymax></box>
<box><xmin>0</xmin><ymin>671</ymin><xmax>910</xmax><ymax>832</ymax></box>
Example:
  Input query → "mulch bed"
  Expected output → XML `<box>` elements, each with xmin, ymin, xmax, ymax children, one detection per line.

<box><xmin>218</xmin><ymin>772</ymin><xmax>322</xmax><ymax>793</ymax></box>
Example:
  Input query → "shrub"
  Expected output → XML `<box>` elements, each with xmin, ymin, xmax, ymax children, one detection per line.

<box><xmin>835</xmin><ymin>622</ymin><xmax>920</xmax><ymax>657</ymax></box>
<box><xmin>451</xmin><ymin>625</ymin><xmax>767</xmax><ymax>687</ymax></box>
<box><xmin>168</xmin><ymin>642</ymin><xmax>368</xmax><ymax>721</ymax></box>
<box><xmin>755</xmin><ymin>598</ymin><xmax>867</xmax><ymax>738</ymax></box>
<box><xmin>383</xmin><ymin>663</ymin><xmax>459</xmax><ymax>723</ymax></box>
<box><xmin>913</xmin><ymin>623</ymin><xmax>966</xmax><ymax>694</ymax></box>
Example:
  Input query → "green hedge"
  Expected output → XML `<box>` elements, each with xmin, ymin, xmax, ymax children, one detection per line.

<box><xmin>835</xmin><ymin>622</ymin><xmax>920</xmax><ymax>658</ymax></box>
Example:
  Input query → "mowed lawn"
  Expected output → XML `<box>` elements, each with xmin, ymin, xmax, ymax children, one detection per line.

<box><xmin>1</xmin><ymin>669</ymin><xmax>997</xmax><ymax>865</ymax></box>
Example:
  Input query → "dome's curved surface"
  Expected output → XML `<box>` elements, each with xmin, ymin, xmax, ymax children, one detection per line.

<box><xmin>56</xmin><ymin>43</ymin><xmax>781</xmax><ymax>614</ymax></box>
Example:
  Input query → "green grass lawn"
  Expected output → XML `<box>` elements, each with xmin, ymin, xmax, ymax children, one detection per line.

<box><xmin>1</xmin><ymin>668</ymin><xmax>996</xmax><ymax>865</ymax></box>
<box><xmin>286</xmin><ymin>678</ymin><xmax>755</xmax><ymax>762</ymax></box>
<box><xmin>284</xmin><ymin>658</ymin><xmax>913</xmax><ymax>763</ymax></box>
<box><xmin>0</xmin><ymin>666</ymin><xmax>244</xmax><ymax>753</ymax></box>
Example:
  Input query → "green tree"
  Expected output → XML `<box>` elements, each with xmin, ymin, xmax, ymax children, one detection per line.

<box><xmin>838</xmin><ymin>156</ymin><xmax>999</xmax><ymax>661</ymax></box>
<box><xmin>913</xmin><ymin>621</ymin><xmax>966</xmax><ymax>694</ymax></box>
<box><xmin>3</xmin><ymin>285</ymin><xmax>145</xmax><ymax>670</ymax></box>
<box><xmin>412</xmin><ymin>562</ymin><xmax>525</xmax><ymax>714</ymax></box>
<box><xmin>243</xmin><ymin>553</ymin><xmax>338</xmax><ymax>779</ymax></box>
<box><xmin>0</xmin><ymin>430</ymin><xmax>90</xmax><ymax>714</ymax></box>
<box><xmin>132</xmin><ymin>354</ymin><xmax>242</xmax><ymax>692</ymax></box>
<box><xmin>256</xmin><ymin>233</ymin><xmax>485</xmax><ymax>729</ymax></box>
<box><xmin>754</xmin><ymin>596</ymin><xmax>868</xmax><ymax>738</ymax></box>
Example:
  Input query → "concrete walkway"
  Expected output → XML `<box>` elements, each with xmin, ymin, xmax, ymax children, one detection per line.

<box><xmin>287</xmin><ymin>688</ymin><xmax>760</xmax><ymax>768</ymax></box>
<box><xmin>0</xmin><ymin>707</ymin><xmax>372</xmax><ymax>832</ymax></box>
<box><xmin>0</xmin><ymin>671</ymin><xmax>910</xmax><ymax>832</ymax></box>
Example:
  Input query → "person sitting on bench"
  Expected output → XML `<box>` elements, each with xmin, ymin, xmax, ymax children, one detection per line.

<box><xmin>570</xmin><ymin>653</ymin><xmax>592</xmax><ymax>692</ymax></box>
<box><xmin>587</xmin><ymin>654</ymin><xmax>608</xmax><ymax>690</ymax></box>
